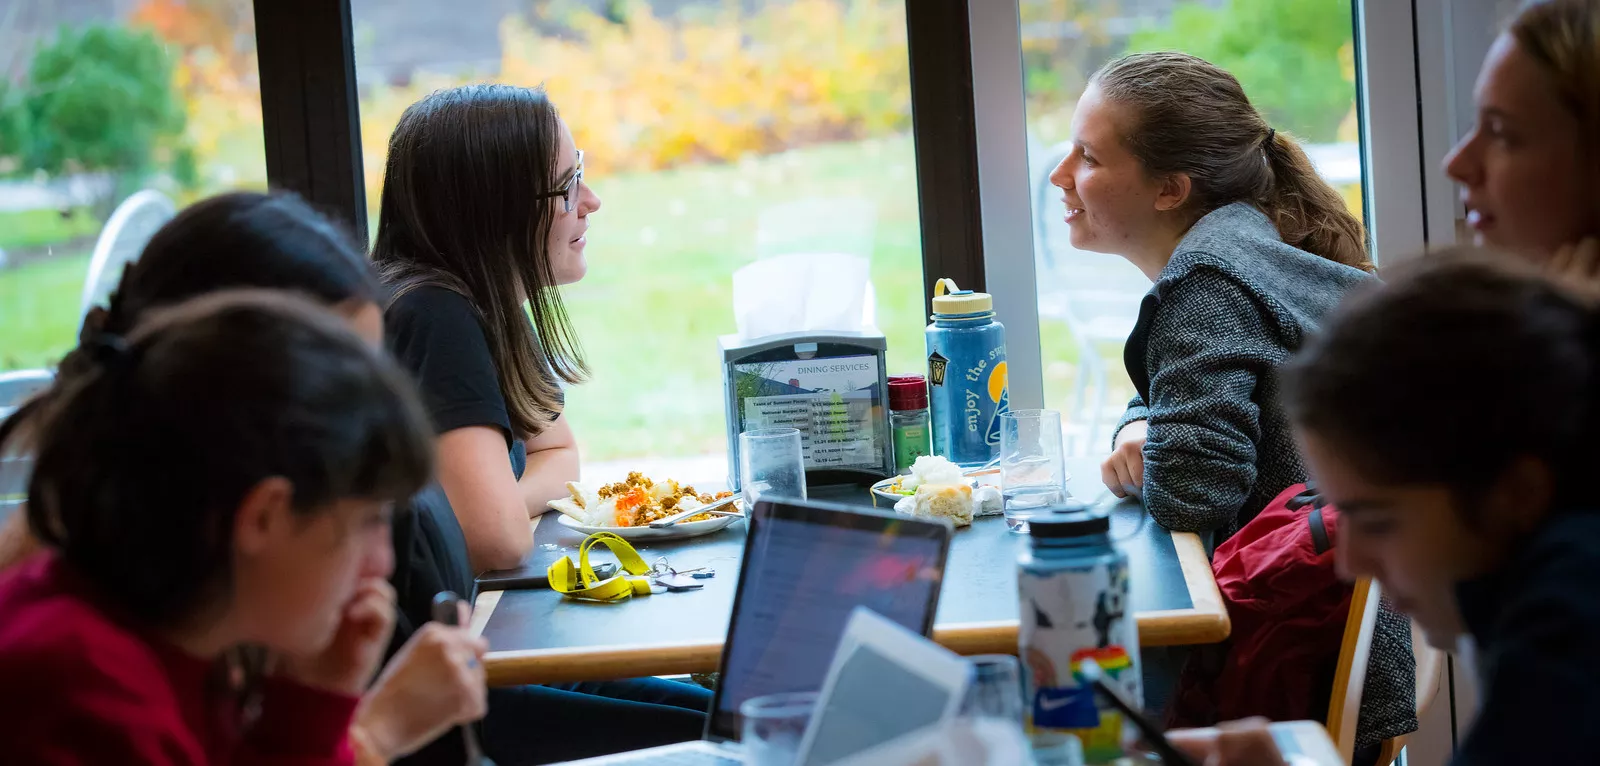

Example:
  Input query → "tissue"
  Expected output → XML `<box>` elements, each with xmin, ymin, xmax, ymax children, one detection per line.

<box><xmin>732</xmin><ymin>252</ymin><xmax>872</xmax><ymax>339</ymax></box>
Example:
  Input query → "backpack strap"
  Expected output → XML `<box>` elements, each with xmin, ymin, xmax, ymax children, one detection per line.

<box><xmin>1307</xmin><ymin>504</ymin><xmax>1333</xmax><ymax>554</ymax></box>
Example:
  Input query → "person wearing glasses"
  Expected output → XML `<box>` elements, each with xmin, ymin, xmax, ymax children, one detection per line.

<box><xmin>372</xmin><ymin>85</ymin><xmax>713</xmax><ymax>764</ymax></box>
<box><xmin>374</xmin><ymin>84</ymin><xmax>592</xmax><ymax>579</ymax></box>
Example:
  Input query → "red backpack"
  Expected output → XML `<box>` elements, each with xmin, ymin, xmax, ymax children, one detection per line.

<box><xmin>1167</xmin><ymin>483</ymin><xmax>1353</xmax><ymax>727</ymax></box>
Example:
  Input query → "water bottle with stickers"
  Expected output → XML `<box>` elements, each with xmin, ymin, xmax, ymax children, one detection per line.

<box><xmin>925</xmin><ymin>278</ymin><xmax>1009</xmax><ymax>468</ymax></box>
<box><xmin>1018</xmin><ymin>506</ymin><xmax>1141</xmax><ymax>764</ymax></box>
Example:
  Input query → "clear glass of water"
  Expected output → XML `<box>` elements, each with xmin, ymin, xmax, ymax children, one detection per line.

<box><xmin>741</xmin><ymin>691</ymin><xmax>817</xmax><ymax>766</ymax></box>
<box><xmin>739</xmin><ymin>427</ymin><xmax>807</xmax><ymax>503</ymax></box>
<box><xmin>961</xmin><ymin>654</ymin><xmax>1026</xmax><ymax>726</ymax></box>
<box><xmin>999</xmin><ymin>409</ymin><xmax>1067</xmax><ymax>533</ymax></box>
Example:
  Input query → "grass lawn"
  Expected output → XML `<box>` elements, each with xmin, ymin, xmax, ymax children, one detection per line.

<box><xmin>0</xmin><ymin>208</ymin><xmax>102</xmax><ymax>251</ymax></box>
<box><xmin>0</xmin><ymin>136</ymin><xmax>1092</xmax><ymax>461</ymax></box>
<box><xmin>0</xmin><ymin>252</ymin><xmax>90</xmax><ymax>370</ymax></box>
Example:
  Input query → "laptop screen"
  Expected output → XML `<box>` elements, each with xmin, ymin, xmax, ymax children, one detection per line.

<box><xmin>708</xmin><ymin>499</ymin><xmax>952</xmax><ymax>742</ymax></box>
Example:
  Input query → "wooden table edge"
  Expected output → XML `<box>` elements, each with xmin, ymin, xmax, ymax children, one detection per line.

<box><xmin>1170</xmin><ymin>530</ymin><xmax>1231</xmax><ymax>640</ymax></box>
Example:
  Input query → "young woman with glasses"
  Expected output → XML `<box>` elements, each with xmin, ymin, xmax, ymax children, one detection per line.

<box><xmin>372</xmin><ymin>84</ymin><xmax>713</xmax><ymax>764</ymax></box>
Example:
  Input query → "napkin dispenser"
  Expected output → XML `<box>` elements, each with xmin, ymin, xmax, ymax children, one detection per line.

<box><xmin>721</xmin><ymin>331</ymin><xmax>893</xmax><ymax>491</ymax></box>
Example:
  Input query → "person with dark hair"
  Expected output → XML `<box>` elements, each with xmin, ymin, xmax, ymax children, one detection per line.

<box><xmin>0</xmin><ymin>191</ymin><xmax>488</xmax><ymax>764</ymax></box>
<box><xmin>372</xmin><ymin>84</ymin><xmax>712</xmax><ymax>763</ymax></box>
<box><xmin>1062</xmin><ymin>50</ymin><xmax>1372</xmax><ymax>537</ymax></box>
<box><xmin>1445</xmin><ymin>0</ymin><xmax>1600</xmax><ymax>273</ymax></box>
<box><xmin>0</xmin><ymin>291</ymin><xmax>438</xmax><ymax>763</ymax></box>
<box><xmin>0</xmin><ymin>191</ymin><xmax>387</xmax><ymax>570</ymax></box>
<box><xmin>1276</xmin><ymin>252</ymin><xmax>1600</xmax><ymax>764</ymax></box>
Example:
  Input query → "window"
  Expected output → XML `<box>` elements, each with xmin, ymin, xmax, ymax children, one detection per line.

<box><xmin>351</xmin><ymin>0</ymin><xmax>926</xmax><ymax>484</ymax></box>
<box><xmin>1018</xmin><ymin>0</ymin><xmax>1364</xmax><ymax>454</ymax></box>
<box><xmin>0</xmin><ymin>0</ymin><xmax>265</xmax><ymax>373</ymax></box>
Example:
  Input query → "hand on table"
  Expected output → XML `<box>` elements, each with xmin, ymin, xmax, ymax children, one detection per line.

<box><xmin>278</xmin><ymin>577</ymin><xmax>396</xmax><ymax>696</ymax></box>
<box><xmin>1102</xmin><ymin>420</ymin><xmax>1148</xmax><ymax>499</ymax></box>
<box><xmin>1167</xmin><ymin>718</ymin><xmax>1288</xmax><ymax>766</ymax></box>
<box><xmin>353</xmin><ymin>610</ymin><xmax>490</xmax><ymax>761</ymax></box>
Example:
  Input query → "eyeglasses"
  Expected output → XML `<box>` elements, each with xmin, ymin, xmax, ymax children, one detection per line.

<box><xmin>543</xmin><ymin>149</ymin><xmax>584</xmax><ymax>214</ymax></box>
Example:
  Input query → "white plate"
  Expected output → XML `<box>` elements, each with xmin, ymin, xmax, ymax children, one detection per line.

<box><xmin>554</xmin><ymin>511</ymin><xmax>743</xmax><ymax>541</ymax></box>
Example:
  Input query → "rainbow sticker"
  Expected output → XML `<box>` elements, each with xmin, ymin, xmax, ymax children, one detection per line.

<box><xmin>1069</xmin><ymin>646</ymin><xmax>1134</xmax><ymax>680</ymax></box>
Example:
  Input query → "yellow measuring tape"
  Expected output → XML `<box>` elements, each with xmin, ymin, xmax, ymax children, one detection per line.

<box><xmin>547</xmin><ymin>532</ymin><xmax>656</xmax><ymax>602</ymax></box>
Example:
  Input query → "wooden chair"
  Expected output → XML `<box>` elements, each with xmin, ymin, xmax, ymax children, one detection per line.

<box><xmin>1327</xmin><ymin>577</ymin><xmax>1382</xmax><ymax>764</ymax></box>
<box><xmin>1328</xmin><ymin>578</ymin><xmax>1449</xmax><ymax>765</ymax></box>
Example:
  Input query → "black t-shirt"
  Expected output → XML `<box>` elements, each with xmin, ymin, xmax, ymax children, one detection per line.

<box><xmin>386</xmin><ymin>285</ymin><xmax>564</xmax><ymax>481</ymax></box>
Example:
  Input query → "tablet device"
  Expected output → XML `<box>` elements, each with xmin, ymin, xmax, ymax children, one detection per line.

<box><xmin>795</xmin><ymin>606</ymin><xmax>971</xmax><ymax>766</ymax></box>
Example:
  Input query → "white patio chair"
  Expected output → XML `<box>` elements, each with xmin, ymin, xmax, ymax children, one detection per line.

<box><xmin>79</xmin><ymin>190</ymin><xmax>177</xmax><ymax>321</ymax></box>
<box><xmin>0</xmin><ymin>368</ymin><xmax>53</xmax><ymax>521</ymax></box>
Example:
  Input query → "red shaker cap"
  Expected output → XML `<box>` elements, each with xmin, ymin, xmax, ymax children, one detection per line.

<box><xmin>888</xmin><ymin>375</ymin><xmax>928</xmax><ymax>411</ymax></box>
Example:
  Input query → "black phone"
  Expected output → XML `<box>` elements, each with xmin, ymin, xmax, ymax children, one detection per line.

<box><xmin>1077</xmin><ymin>658</ymin><xmax>1199</xmax><ymax>766</ymax></box>
<box><xmin>476</xmin><ymin>561</ymin><xmax>619</xmax><ymax>591</ymax></box>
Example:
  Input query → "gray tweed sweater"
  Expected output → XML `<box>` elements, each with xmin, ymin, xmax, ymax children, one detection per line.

<box><xmin>1114</xmin><ymin>202</ymin><xmax>1415</xmax><ymax>749</ymax></box>
<box><xmin>1114</xmin><ymin>202</ymin><xmax>1369</xmax><ymax>537</ymax></box>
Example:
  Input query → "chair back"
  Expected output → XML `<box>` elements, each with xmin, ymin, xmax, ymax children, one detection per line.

<box><xmin>1327</xmin><ymin>576</ymin><xmax>1383</xmax><ymax>763</ymax></box>
<box><xmin>1374</xmin><ymin>621</ymin><xmax>1447</xmax><ymax>765</ymax></box>
<box><xmin>0</xmin><ymin>369</ymin><xmax>53</xmax><ymax>523</ymax></box>
<box><xmin>80</xmin><ymin>190</ymin><xmax>176</xmax><ymax>321</ymax></box>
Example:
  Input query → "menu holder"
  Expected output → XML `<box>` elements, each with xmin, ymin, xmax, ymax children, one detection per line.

<box><xmin>720</xmin><ymin>331</ymin><xmax>894</xmax><ymax>492</ymax></box>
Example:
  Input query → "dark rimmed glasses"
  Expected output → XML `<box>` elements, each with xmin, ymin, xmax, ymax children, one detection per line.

<box><xmin>542</xmin><ymin>149</ymin><xmax>584</xmax><ymax>214</ymax></box>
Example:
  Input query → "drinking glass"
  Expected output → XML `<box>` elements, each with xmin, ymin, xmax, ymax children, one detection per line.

<box><xmin>741</xmin><ymin>691</ymin><xmax>818</xmax><ymax>766</ymax></box>
<box><xmin>961</xmin><ymin>654</ymin><xmax>1026</xmax><ymax>726</ymax></box>
<box><xmin>1031</xmin><ymin>731</ymin><xmax>1087</xmax><ymax>766</ymax></box>
<box><xmin>999</xmin><ymin>409</ymin><xmax>1068</xmax><ymax>532</ymax></box>
<box><xmin>740</xmin><ymin>427</ymin><xmax>807</xmax><ymax>503</ymax></box>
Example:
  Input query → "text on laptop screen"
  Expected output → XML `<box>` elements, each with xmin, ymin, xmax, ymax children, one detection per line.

<box><xmin>714</xmin><ymin>509</ymin><xmax>946</xmax><ymax>737</ymax></box>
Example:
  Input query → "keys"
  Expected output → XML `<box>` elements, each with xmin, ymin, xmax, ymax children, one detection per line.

<box><xmin>650</xmin><ymin>556</ymin><xmax>714</xmax><ymax>592</ymax></box>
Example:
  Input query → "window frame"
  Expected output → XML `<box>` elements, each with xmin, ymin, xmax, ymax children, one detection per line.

<box><xmin>253</xmin><ymin>0</ymin><xmax>368</xmax><ymax>240</ymax></box>
<box><xmin>249</xmin><ymin>0</ymin><xmax>1447</xmax><ymax>441</ymax></box>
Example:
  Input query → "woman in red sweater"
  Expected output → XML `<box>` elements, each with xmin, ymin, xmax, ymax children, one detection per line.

<box><xmin>0</xmin><ymin>290</ymin><xmax>436</xmax><ymax>764</ymax></box>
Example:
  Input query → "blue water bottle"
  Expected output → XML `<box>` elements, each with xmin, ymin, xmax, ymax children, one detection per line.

<box><xmin>1018</xmin><ymin>506</ymin><xmax>1142</xmax><ymax>763</ymax></box>
<box><xmin>925</xmin><ymin>278</ymin><xmax>1009</xmax><ymax>467</ymax></box>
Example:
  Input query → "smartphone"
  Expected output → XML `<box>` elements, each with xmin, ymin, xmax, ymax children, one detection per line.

<box><xmin>1079</xmin><ymin>659</ymin><xmax>1342</xmax><ymax>766</ymax></box>
<box><xmin>1076</xmin><ymin>659</ymin><xmax>1199</xmax><ymax>766</ymax></box>
<box><xmin>476</xmin><ymin>561</ymin><xmax>619</xmax><ymax>591</ymax></box>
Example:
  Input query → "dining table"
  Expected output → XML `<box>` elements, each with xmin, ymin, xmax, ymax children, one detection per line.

<box><xmin>470</xmin><ymin>457</ymin><xmax>1229</xmax><ymax>687</ymax></box>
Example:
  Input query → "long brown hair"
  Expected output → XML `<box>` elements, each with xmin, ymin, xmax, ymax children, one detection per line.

<box><xmin>372</xmin><ymin>84</ymin><xmax>587</xmax><ymax>437</ymax></box>
<box><xmin>1091</xmin><ymin>52</ymin><xmax>1371</xmax><ymax>271</ymax></box>
<box><xmin>1509</xmin><ymin>0</ymin><xmax>1600</xmax><ymax>225</ymax></box>
<box><xmin>1283</xmin><ymin>250</ymin><xmax>1600</xmax><ymax>513</ymax></box>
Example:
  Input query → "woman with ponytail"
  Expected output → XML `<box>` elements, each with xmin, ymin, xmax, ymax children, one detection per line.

<box><xmin>1051</xmin><ymin>52</ymin><xmax>1414</xmax><ymax>753</ymax></box>
<box><xmin>1055</xmin><ymin>51</ymin><xmax>1371</xmax><ymax>536</ymax></box>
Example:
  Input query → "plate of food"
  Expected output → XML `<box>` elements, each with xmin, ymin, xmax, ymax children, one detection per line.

<box><xmin>871</xmin><ymin>456</ymin><xmax>1007</xmax><ymax>503</ymax></box>
<box><xmin>549</xmin><ymin>472</ymin><xmax>744</xmax><ymax>541</ymax></box>
<box><xmin>873</xmin><ymin>456</ymin><xmax>1006</xmax><ymax>527</ymax></box>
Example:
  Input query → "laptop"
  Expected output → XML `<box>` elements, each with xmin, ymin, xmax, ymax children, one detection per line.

<box><xmin>557</xmin><ymin>497</ymin><xmax>955</xmax><ymax>765</ymax></box>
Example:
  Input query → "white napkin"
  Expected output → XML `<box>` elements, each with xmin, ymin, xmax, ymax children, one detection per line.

<box><xmin>732</xmin><ymin>252</ymin><xmax>871</xmax><ymax>339</ymax></box>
